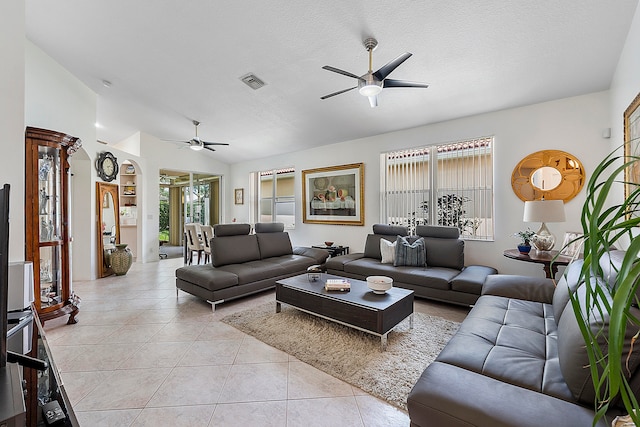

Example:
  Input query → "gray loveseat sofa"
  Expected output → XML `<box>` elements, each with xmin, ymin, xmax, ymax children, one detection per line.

<box><xmin>326</xmin><ymin>224</ymin><xmax>497</xmax><ymax>306</ymax></box>
<box><xmin>175</xmin><ymin>223</ymin><xmax>329</xmax><ymax>310</ymax></box>
<box><xmin>407</xmin><ymin>250</ymin><xmax>639</xmax><ymax>427</ymax></box>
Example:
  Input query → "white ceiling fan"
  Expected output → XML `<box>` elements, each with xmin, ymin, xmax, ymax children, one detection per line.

<box><xmin>321</xmin><ymin>37</ymin><xmax>429</xmax><ymax>107</ymax></box>
<box><xmin>164</xmin><ymin>120</ymin><xmax>229</xmax><ymax>152</ymax></box>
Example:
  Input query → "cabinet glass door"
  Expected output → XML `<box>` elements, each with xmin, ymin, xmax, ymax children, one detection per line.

<box><xmin>38</xmin><ymin>246</ymin><xmax>62</xmax><ymax>310</ymax></box>
<box><xmin>38</xmin><ymin>147</ymin><xmax>61</xmax><ymax>243</ymax></box>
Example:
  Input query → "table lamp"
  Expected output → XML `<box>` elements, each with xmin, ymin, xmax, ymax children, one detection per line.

<box><xmin>523</xmin><ymin>199</ymin><xmax>566</xmax><ymax>251</ymax></box>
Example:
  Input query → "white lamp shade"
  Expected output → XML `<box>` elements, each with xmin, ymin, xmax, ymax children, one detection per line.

<box><xmin>523</xmin><ymin>199</ymin><xmax>566</xmax><ymax>223</ymax></box>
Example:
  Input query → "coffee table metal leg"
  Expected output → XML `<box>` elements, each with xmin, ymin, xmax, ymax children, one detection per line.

<box><xmin>381</xmin><ymin>333</ymin><xmax>388</xmax><ymax>351</ymax></box>
<box><xmin>276</xmin><ymin>301</ymin><xmax>281</xmax><ymax>313</ymax></box>
<box><xmin>409</xmin><ymin>313</ymin><xmax>414</xmax><ymax>329</ymax></box>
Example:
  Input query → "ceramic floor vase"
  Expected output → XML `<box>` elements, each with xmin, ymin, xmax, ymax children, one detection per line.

<box><xmin>111</xmin><ymin>243</ymin><xmax>133</xmax><ymax>275</ymax></box>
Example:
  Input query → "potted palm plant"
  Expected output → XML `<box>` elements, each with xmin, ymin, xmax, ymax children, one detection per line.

<box><xmin>567</xmin><ymin>145</ymin><xmax>640</xmax><ymax>425</ymax></box>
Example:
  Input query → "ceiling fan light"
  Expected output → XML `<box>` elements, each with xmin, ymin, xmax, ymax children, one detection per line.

<box><xmin>190</xmin><ymin>142</ymin><xmax>204</xmax><ymax>151</ymax></box>
<box><xmin>359</xmin><ymin>84</ymin><xmax>382</xmax><ymax>97</ymax></box>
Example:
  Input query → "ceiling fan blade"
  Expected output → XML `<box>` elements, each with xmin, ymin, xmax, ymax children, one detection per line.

<box><xmin>322</xmin><ymin>66</ymin><xmax>365</xmax><ymax>81</ymax></box>
<box><xmin>161</xmin><ymin>139</ymin><xmax>190</xmax><ymax>143</ymax></box>
<box><xmin>368</xmin><ymin>95</ymin><xmax>378</xmax><ymax>108</ymax></box>
<box><xmin>202</xmin><ymin>141</ymin><xmax>230</xmax><ymax>146</ymax></box>
<box><xmin>373</xmin><ymin>52</ymin><xmax>412</xmax><ymax>80</ymax></box>
<box><xmin>320</xmin><ymin>87</ymin><xmax>357</xmax><ymax>100</ymax></box>
<box><xmin>204</xmin><ymin>146</ymin><xmax>216</xmax><ymax>152</ymax></box>
<box><xmin>383</xmin><ymin>79</ymin><xmax>429</xmax><ymax>89</ymax></box>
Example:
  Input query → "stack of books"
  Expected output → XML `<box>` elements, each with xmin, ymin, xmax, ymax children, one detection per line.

<box><xmin>325</xmin><ymin>278</ymin><xmax>351</xmax><ymax>292</ymax></box>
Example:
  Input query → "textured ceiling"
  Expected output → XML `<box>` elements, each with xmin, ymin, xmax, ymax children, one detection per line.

<box><xmin>25</xmin><ymin>1</ymin><xmax>638</xmax><ymax>164</ymax></box>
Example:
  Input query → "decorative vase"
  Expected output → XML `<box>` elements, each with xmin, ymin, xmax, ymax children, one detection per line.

<box><xmin>517</xmin><ymin>244</ymin><xmax>532</xmax><ymax>255</ymax></box>
<box><xmin>111</xmin><ymin>243</ymin><xmax>133</xmax><ymax>276</ymax></box>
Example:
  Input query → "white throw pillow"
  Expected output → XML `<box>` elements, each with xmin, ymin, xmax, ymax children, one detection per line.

<box><xmin>380</xmin><ymin>238</ymin><xmax>396</xmax><ymax>264</ymax></box>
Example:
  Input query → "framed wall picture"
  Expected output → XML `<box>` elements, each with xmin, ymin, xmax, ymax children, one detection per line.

<box><xmin>302</xmin><ymin>163</ymin><xmax>364</xmax><ymax>225</ymax></box>
<box><xmin>624</xmin><ymin>91</ymin><xmax>640</xmax><ymax>205</ymax></box>
<box><xmin>234</xmin><ymin>188</ymin><xmax>244</xmax><ymax>205</ymax></box>
<box><xmin>559</xmin><ymin>231</ymin><xmax>583</xmax><ymax>259</ymax></box>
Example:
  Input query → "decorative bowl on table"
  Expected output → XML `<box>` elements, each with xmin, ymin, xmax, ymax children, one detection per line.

<box><xmin>324</xmin><ymin>241</ymin><xmax>334</xmax><ymax>247</ymax></box>
<box><xmin>366</xmin><ymin>276</ymin><xmax>393</xmax><ymax>294</ymax></box>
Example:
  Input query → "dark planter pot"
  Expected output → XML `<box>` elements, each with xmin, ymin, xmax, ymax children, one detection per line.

<box><xmin>518</xmin><ymin>244</ymin><xmax>532</xmax><ymax>255</ymax></box>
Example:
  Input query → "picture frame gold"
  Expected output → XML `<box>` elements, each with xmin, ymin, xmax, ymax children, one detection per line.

<box><xmin>302</xmin><ymin>163</ymin><xmax>364</xmax><ymax>226</ymax></box>
<box><xmin>624</xmin><ymin>91</ymin><xmax>640</xmax><ymax>203</ymax></box>
<box><xmin>234</xmin><ymin>188</ymin><xmax>244</xmax><ymax>205</ymax></box>
<box><xmin>559</xmin><ymin>231</ymin><xmax>583</xmax><ymax>259</ymax></box>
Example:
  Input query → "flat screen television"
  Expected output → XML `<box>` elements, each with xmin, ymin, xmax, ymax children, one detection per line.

<box><xmin>0</xmin><ymin>183</ymin><xmax>10</xmax><ymax>368</ymax></box>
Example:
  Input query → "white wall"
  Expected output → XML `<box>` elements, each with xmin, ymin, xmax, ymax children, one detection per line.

<box><xmin>25</xmin><ymin>41</ymin><xmax>98</xmax><ymax>281</ymax></box>
<box><xmin>0</xmin><ymin>2</ymin><xmax>25</xmax><ymax>262</ymax></box>
<box><xmin>610</xmin><ymin>5</ymin><xmax>640</xmax><ymax>155</ymax></box>
<box><xmin>229</xmin><ymin>91</ymin><xmax>611</xmax><ymax>277</ymax></box>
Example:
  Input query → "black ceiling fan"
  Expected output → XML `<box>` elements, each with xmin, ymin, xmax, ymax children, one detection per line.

<box><xmin>164</xmin><ymin>120</ymin><xmax>229</xmax><ymax>152</ymax></box>
<box><xmin>321</xmin><ymin>37</ymin><xmax>429</xmax><ymax>107</ymax></box>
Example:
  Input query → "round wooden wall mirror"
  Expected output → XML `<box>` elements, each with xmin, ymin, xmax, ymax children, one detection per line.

<box><xmin>511</xmin><ymin>150</ymin><xmax>585</xmax><ymax>202</ymax></box>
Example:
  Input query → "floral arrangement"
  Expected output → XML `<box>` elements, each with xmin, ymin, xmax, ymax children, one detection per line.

<box><xmin>513</xmin><ymin>228</ymin><xmax>536</xmax><ymax>245</ymax></box>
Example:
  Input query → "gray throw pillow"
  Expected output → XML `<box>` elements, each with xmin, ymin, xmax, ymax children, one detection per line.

<box><xmin>394</xmin><ymin>236</ymin><xmax>426</xmax><ymax>267</ymax></box>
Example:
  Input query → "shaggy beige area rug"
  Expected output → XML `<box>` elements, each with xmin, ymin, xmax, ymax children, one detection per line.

<box><xmin>221</xmin><ymin>301</ymin><xmax>459</xmax><ymax>410</ymax></box>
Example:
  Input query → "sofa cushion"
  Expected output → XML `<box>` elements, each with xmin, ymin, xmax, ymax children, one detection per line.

<box><xmin>372</xmin><ymin>224</ymin><xmax>409</xmax><ymax>236</ymax></box>
<box><xmin>254</xmin><ymin>222</ymin><xmax>285</xmax><ymax>233</ymax></box>
<box><xmin>380</xmin><ymin>238</ymin><xmax>396</xmax><ymax>264</ymax></box>
<box><xmin>256</xmin><ymin>232</ymin><xmax>293</xmax><ymax>259</ymax></box>
<box><xmin>450</xmin><ymin>265</ymin><xmax>497</xmax><ymax>295</ymax></box>
<box><xmin>342</xmin><ymin>258</ymin><xmax>454</xmax><ymax>290</ymax></box>
<box><xmin>416</xmin><ymin>225</ymin><xmax>460</xmax><ymax>239</ymax></box>
<box><xmin>175</xmin><ymin>265</ymin><xmax>238</xmax><ymax>291</ymax></box>
<box><xmin>363</xmin><ymin>234</ymin><xmax>395</xmax><ymax>260</ymax></box>
<box><xmin>552</xmin><ymin>259</ymin><xmax>584</xmax><ymax>323</ymax></box>
<box><xmin>424</xmin><ymin>237</ymin><xmax>464</xmax><ymax>270</ymax></box>
<box><xmin>210</xmin><ymin>234</ymin><xmax>261</xmax><ymax>267</ymax></box>
<box><xmin>218</xmin><ymin>260</ymin><xmax>286</xmax><ymax>285</ymax></box>
<box><xmin>213</xmin><ymin>223</ymin><xmax>251</xmax><ymax>236</ymax></box>
<box><xmin>557</xmin><ymin>283</ymin><xmax>640</xmax><ymax>407</ymax></box>
<box><xmin>394</xmin><ymin>236</ymin><xmax>426</xmax><ymax>267</ymax></box>
<box><xmin>292</xmin><ymin>247</ymin><xmax>330</xmax><ymax>264</ymax></box>
<box><xmin>262</xmin><ymin>254</ymin><xmax>318</xmax><ymax>274</ymax></box>
<box><xmin>436</xmin><ymin>295</ymin><xmax>576</xmax><ymax>402</ymax></box>
<box><xmin>324</xmin><ymin>253</ymin><xmax>364</xmax><ymax>272</ymax></box>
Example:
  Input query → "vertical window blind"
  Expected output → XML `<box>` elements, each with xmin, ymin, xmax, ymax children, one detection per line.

<box><xmin>253</xmin><ymin>167</ymin><xmax>296</xmax><ymax>229</ymax></box>
<box><xmin>381</xmin><ymin>137</ymin><xmax>493</xmax><ymax>240</ymax></box>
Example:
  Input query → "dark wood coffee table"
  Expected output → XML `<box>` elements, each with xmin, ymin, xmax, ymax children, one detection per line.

<box><xmin>275</xmin><ymin>273</ymin><xmax>414</xmax><ymax>350</ymax></box>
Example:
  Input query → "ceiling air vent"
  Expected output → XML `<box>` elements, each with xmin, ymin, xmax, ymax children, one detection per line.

<box><xmin>240</xmin><ymin>73</ymin><xmax>266</xmax><ymax>90</ymax></box>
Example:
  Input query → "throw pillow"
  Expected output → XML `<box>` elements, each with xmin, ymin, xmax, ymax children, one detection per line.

<box><xmin>380</xmin><ymin>238</ymin><xmax>397</xmax><ymax>264</ymax></box>
<box><xmin>394</xmin><ymin>236</ymin><xmax>426</xmax><ymax>267</ymax></box>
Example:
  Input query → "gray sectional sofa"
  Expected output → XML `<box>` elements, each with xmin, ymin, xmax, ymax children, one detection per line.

<box><xmin>407</xmin><ymin>250</ymin><xmax>637</xmax><ymax>427</ymax></box>
<box><xmin>326</xmin><ymin>224</ymin><xmax>497</xmax><ymax>306</ymax></box>
<box><xmin>175</xmin><ymin>223</ymin><xmax>329</xmax><ymax>310</ymax></box>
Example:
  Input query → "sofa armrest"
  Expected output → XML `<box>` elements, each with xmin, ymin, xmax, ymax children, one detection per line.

<box><xmin>408</xmin><ymin>361</ymin><xmax>606</xmax><ymax>427</ymax></box>
<box><xmin>325</xmin><ymin>253</ymin><xmax>365</xmax><ymax>272</ymax></box>
<box><xmin>481</xmin><ymin>274</ymin><xmax>555</xmax><ymax>303</ymax></box>
<box><xmin>293</xmin><ymin>246</ymin><xmax>330</xmax><ymax>264</ymax></box>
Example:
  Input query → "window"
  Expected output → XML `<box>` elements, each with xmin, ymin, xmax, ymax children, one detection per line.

<box><xmin>254</xmin><ymin>168</ymin><xmax>295</xmax><ymax>228</ymax></box>
<box><xmin>381</xmin><ymin>137</ymin><xmax>493</xmax><ymax>240</ymax></box>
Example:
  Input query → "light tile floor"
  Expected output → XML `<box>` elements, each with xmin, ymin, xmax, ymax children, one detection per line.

<box><xmin>44</xmin><ymin>258</ymin><xmax>469</xmax><ymax>426</ymax></box>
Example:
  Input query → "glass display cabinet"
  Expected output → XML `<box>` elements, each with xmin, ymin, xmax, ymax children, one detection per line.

<box><xmin>25</xmin><ymin>127</ymin><xmax>81</xmax><ymax>324</ymax></box>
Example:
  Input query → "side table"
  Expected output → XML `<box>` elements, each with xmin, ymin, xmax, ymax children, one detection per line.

<box><xmin>312</xmin><ymin>245</ymin><xmax>350</xmax><ymax>258</ymax></box>
<box><xmin>503</xmin><ymin>249</ymin><xmax>574</xmax><ymax>279</ymax></box>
